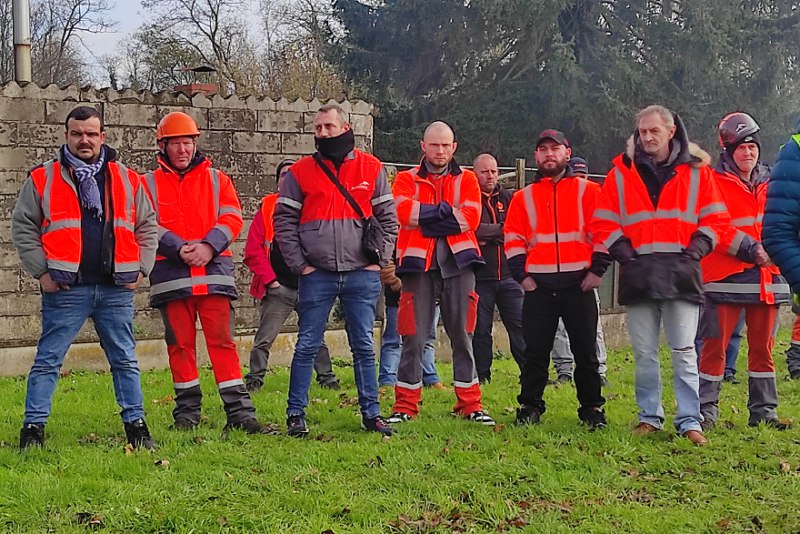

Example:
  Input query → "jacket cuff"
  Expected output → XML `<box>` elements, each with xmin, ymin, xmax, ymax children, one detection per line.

<box><xmin>608</xmin><ymin>237</ymin><xmax>637</xmax><ymax>264</ymax></box>
<box><xmin>203</xmin><ymin>227</ymin><xmax>231</xmax><ymax>256</ymax></box>
<box><xmin>589</xmin><ymin>252</ymin><xmax>612</xmax><ymax>276</ymax></box>
<box><xmin>685</xmin><ymin>232</ymin><xmax>714</xmax><ymax>260</ymax></box>
<box><xmin>736</xmin><ymin>239</ymin><xmax>759</xmax><ymax>263</ymax></box>
<box><xmin>508</xmin><ymin>255</ymin><xmax>527</xmax><ymax>284</ymax></box>
<box><xmin>158</xmin><ymin>231</ymin><xmax>187</xmax><ymax>262</ymax></box>
<box><xmin>421</xmin><ymin>214</ymin><xmax>463</xmax><ymax>237</ymax></box>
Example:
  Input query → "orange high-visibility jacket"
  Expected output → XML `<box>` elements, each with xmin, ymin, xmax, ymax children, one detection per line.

<box><xmin>260</xmin><ymin>193</ymin><xmax>278</xmax><ymax>253</ymax></box>
<box><xmin>143</xmin><ymin>155</ymin><xmax>243</xmax><ymax>306</ymax></box>
<box><xmin>591</xmin><ymin>153</ymin><xmax>728</xmax><ymax>256</ymax></box>
<box><xmin>701</xmin><ymin>165</ymin><xmax>788</xmax><ymax>304</ymax></box>
<box><xmin>30</xmin><ymin>159</ymin><xmax>142</xmax><ymax>282</ymax></box>
<box><xmin>394</xmin><ymin>161</ymin><xmax>483</xmax><ymax>273</ymax></box>
<box><xmin>504</xmin><ymin>175</ymin><xmax>602</xmax><ymax>275</ymax></box>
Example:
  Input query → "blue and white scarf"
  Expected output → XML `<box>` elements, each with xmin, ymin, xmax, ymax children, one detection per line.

<box><xmin>63</xmin><ymin>145</ymin><xmax>106</xmax><ymax>220</ymax></box>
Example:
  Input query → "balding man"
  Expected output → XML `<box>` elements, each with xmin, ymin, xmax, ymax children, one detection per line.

<box><xmin>471</xmin><ymin>153</ymin><xmax>525</xmax><ymax>384</ymax></box>
<box><xmin>388</xmin><ymin>122</ymin><xmax>494</xmax><ymax>426</ymax></box>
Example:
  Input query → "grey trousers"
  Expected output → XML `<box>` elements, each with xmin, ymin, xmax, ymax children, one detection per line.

<box><xmin>551</xmin><ymin>289</ymin><xmax>607</xmax><ymax>377</ymax></box>
<box><xmin>244</xmin><ymin>284</ymin><xmax>337</xmax><ymax>387</ymax></box>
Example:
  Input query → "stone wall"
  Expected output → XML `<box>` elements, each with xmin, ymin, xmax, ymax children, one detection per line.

<box><xmin>0</xmin><ymin>82</ymin><xmax>374</xmax><ymax>349</ymax></box>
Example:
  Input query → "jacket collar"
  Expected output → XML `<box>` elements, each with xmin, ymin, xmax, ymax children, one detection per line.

<box><xmin>157</xmin><ymin>151</ymin><xmax>210</xmax><ymax>177</ymax></box>
<box><xmin>715</xmin><ymin>150</ymin><xmax>771</xmax><ymax>188</ymax></box>
<box><xmin>417</xmin><ymin>157</ymin><xmax>462</xmax><ymax>179</ymax></box>
<box><xmin>623</xmin><ymin>112</ymin><xmax>711</xmax><ymax>170</ymax></box>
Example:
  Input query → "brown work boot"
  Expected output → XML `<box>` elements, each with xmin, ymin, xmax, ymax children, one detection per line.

<box><xmin>427</xmin><ymin>382</ymin><xmax>448</xmax><ymax>391</ymax></box>
<box><xmin>683</xmin><ymin>429</ymin><xmax>708</xmax><ymax>446</ymax></box>
<box><xmin>632</xmin><ymin>422</ymin><xmax>659</xmax><ymax>435</ymax></box>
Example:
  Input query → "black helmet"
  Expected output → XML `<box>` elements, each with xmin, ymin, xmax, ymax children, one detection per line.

<box><xmin>718</xmin><ymin>112</ymin><xmax>760</xmax><ymax>148</ymax></box>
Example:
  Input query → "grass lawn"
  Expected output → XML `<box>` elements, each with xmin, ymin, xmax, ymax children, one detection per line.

<box><xmin>3</xmin><ymin>332</ymin><xmax>800</xmax><ymax>533</ymax></box>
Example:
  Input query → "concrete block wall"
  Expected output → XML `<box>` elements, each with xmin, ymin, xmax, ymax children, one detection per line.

<box><xmin>0</xmin><ymin>82</ymin><xmax>374</xmax><ymax>355</ymax></box>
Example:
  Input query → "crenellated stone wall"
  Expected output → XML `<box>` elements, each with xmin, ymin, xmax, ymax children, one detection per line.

<box><xmin>0</xmin><ymin>82</ymin><xmax>374</xmax><ymax>352</ymax></box>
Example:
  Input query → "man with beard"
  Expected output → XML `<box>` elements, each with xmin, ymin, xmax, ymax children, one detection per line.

<box><xmin>388</xmin><ymin>121</ymin><xmax>494</xmax><ymax>426</ymax></box>
<box><xmin>590</xmin><ymin>105</ymin><xmax>729</xmax><ymax>446</ymax></box>
<box><xmin>274</xmin><ymin>104</ymin><xmax>398</xmax><ymax>437</ymax></box>
<box><xmin>504</xmin><ymin>130</ymin><xmax>610</xmax><ymax>430</ymax></box>
<box><xmin>12</xmin><ymin>106</ymin><xmax>157</xmax><ymax>450</ymax></box>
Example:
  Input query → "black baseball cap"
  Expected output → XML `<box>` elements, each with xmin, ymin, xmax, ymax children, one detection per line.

<box><xmin>536</xmin><ymin>129</ymin><xmax>570</xmax><ymax>148</ymax></box>
<box><xmin>570</xmin><ymin>157</ymin><xmax>588</xmax><ymax>174</ymax></box>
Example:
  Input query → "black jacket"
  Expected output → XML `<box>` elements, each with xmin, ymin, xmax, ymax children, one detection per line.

<box><xmin>475</xmin><ymin>185</ymin><xmax>513</xmax><ymax>282</ymax></box>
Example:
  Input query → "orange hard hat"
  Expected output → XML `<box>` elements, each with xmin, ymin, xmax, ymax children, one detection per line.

<box><xmin>156</xmin><ymin>111</ymin><xmax>200</xmax><ymax>141</ymax></box>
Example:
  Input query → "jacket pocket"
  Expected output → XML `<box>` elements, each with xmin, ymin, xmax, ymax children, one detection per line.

<box><xmin>617</xmin><ymin>257</ymin><xmax>652</xmax><ymax>304</ymax></box>
<box><xmin>672</xmin><ymin>254</ymin><xmax>703</xmax><ymax>295</ymax></box>
<box><xmin>397</xmin><ymin>292</ymin><xmax>416</xmax><ymax>336</ymax></box>
<box><xmin>466</xmin><ymin>291</ymin><xmax>479</xmax><ymax>334</ymax></box>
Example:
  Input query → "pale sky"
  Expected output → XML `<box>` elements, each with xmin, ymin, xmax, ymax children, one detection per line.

<box><xmin>80</xmin><ymin>1</ymin><xmax>145</xmax><ymax>84</ymax></box>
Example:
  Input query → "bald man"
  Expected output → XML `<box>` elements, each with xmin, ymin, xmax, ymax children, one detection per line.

<box><xmin>389</xmin><ymin>122</ymin><xmax>494</xmax><ymax>426</ymax></box>
<box><xmin>472</xmin><ymin>154</ymin><xmax>525</xmax><ymax>384</ymax></box>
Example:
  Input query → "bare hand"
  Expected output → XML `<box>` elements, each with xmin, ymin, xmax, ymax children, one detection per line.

<box><xmin>364</xmin><ymin>264</ymin><xmax>380</xmax><ymax>271</ymax></box>
<box><xmin>580</xmin><ymin>272</ymin><xmax>603</xmax><ymax>292</ymax></box>
<box><xmin>301</xmin><ymin>265</ymin><xmax>316</xmax><ymax>275</ymax></box>
<box><xmin>754</xmin><ymin>244</ymin><xmax>772</xmax><ymax>267</ymax></box>
<box><xmin>181</xmin><ymin>243</ymin><xmax>215</xmax><ymax>267</ymax></box>
<box><xmin>123</xmin><ymin>272</ymin><xmax>143</xmax><ymax>290</ymax></box>
<box><xmin>521</xmin><ymin>277</ymin><xmax>537</xmax><ymax>292</ymax></box>
<box><xmin>39</xmin><ymin>272</ymin><xmax>64</xmax><ymax>293</ymax></box>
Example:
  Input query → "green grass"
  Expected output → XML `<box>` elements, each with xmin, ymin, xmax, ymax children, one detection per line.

<box><xmin>3</xmin><ymin>333</ymin><xmax>800</xmax><ymax>533</ymax></box>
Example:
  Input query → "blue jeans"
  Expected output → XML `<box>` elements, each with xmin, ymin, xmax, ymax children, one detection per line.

<box><xmin>288</xmin><ymin>269</ymin><xmax>382</xmax><ymax>419</ymax></box>
<box><xmin>626</xmin><ymin>299</ymin><xmax>702</xmax><ymax>434</ymax></box>
<box><xmin>379</xmin><ymin>305</ymin><xmax>440</xmax><ymax>386</ymax></box>
<box><xmin>25</xmin><ymin>284</ymin><xmax>145</xmax><ymax>425</ymax></box>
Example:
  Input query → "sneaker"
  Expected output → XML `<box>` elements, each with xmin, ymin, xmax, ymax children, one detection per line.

<box><xmin>467</xmin><ymin>411</ymin><xmax>496</xmax><ymax>426</ymax></box>
<box><xmin>319</xmin><ymin>380</ymin><xmax>341</xmax><ymax>391</ymax></box>
<box><xmin>19</xmin><ymin>424</ymin><xmax>45</xmax><ymax>451</ymax></box>
<box><xmin>386</xmin><ymin>412</ymin><xmax>414</xmax><ymax>424</ymax></box>
<box><xmin>361</xmin><ymin>416</ymin><xmax>394</xmax><ymax>436</ymax></box>
<box><xmin>173</xmin><ymin>418</ymin><xmax>198</xmax><ymax>431</ymax></box>
<box><xmin>749</xmin><ymin>418</ymin><xmax>793</xmax><ymax>431</ymax></box>
<box><xmin>245</xmin><ymin>379</ymin><xmax>263</xmax><ymax>393</ymax></box>
<box><xmin>515</xmin><ymin>405</ymin><xmax>542</xmax><ymax>425</ymax></box>
<box><xmin>579</xmin><ymin>408</ymin><xmax>608</xmax><ymax>432</ymax></box>
<box><xmin>286</xmin><ymin>415</ymin><xmax>310</xmax><ymax>437</ymax></box>
<box><xmin>226</xmin><ymin>418</ymin><xmax>281</xmax><ymax>435</ymax></box>
<box><xmin>723</xmin><ymin>374</ymin><xmax>740</xmax><ymax>385</ymax></box>
<box><xmin>556</xmin><ymin>374</ymin><xmax>573</xmax><ymax>384</ymax></box>
<box><xmin>124</xmin><ymin>418</ymin><xmax>157</xmax><ymax>451</ymax></box>
<box><xmin>600</xmin><ymin>376</ymin><xmax>610</xmax><ymax>387</ymax></box>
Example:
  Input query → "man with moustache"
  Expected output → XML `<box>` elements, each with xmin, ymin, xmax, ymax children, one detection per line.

<box><xmin>12</xmin><ymin>106</ymin><xmax>157</xmax><ymax>450</ymax></box>
<box><xmin>471</xmin><ymin>153</ymin><xmax>525</xmax><ymax>384</ymax></box>
<box><xmin>388</xmin><ymin>121</ymin><xmax>494</xmax><ymax>426</ymax></box>
<box><xmin>504</xmin><ymin>130</ymin><xmax>610</xmax><ymax>430</ymax></box>
<box><xmin>274</xmin><ymin>104</ymin><xmax>398</xmax><ymax>437</ymax></box>
<box><xmin>590</xmin><ymin>105</ymin><xmax>729</xmax><ymax>445</ymax></box>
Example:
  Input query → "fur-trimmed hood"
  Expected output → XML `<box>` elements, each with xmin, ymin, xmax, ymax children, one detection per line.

<box><xmin>624</xmin><ymin>112</ymin><xmax>711</xmax><ymax>169</ymax></box>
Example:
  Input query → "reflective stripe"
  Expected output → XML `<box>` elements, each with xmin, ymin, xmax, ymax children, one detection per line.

<box><xmin>699</xmin><ymin>202</ymin><xmax>727</xmax><ymax>218</ymax></box>
<box><xmin>731</xmin><ymin>216</ymin><xmax>757</xmax><ymax>227</ymax></box>
<box><xmin>452</xmin><ymin>173</ymin><xmax>463</xmax><ymax>208</ymax></box>
<box><xmin>42</xmin><ymin>161</ymin><xmax>56</xmax><ymax>219</ymax></box>
<box><xmin>602</xmin><ymin>229</ymin><xmax>624</xmax><ymax>248</ymax></box>
<box><xmin>115</xmin><ymin>261</ymin><xmax>140</xmax><ymax>272</ymax></box>
<box><xmin>704</xmin><ymin>282</ymin><xmax>790</xmax><ymax>294</ymax></box>
<box><xmin>218</xmin><ymin>378</ymin><xmax>244</xmax><ymax>389</ymax></box>
<box><xmin>453</xmin><ymin>209</ymin><xmax>470</xmax><ymax>233</ymax></box>
<box><xmin>577</xmin><ymin>178</ymin><xmax>587</xmax><ymax>234</ymax></box>
<box><xmin>635</xmin><ymin>243</ymin><xmax>685</xmax><ymax>254</ymax></box>
<box><xmin>145</xmin><ymin>172</ymin><xmax>158</xmax><ymax>217</ymax></box>
<box><xmin>615</xmin><ymin>169</ymin><xmax>626</xmax><ymax>220</ymax></box>
<box><xmin>527</xmin><ymin>260</ymin><xmax>589</xmax><ymax>273</ymax></box>
<box><xmin>42</xmin><ymin>219</ymin><xmax>81</xmax><ymax>233</ymax></box>
<box><xmin>536</xmin><ymin>231</ymin><xmax>585</xmax><ymax>244</ymax></box>
<box><xmin>727</xmin><ymin>231</ymin><xmax>746</xmax><ymax>256</ymax></box>
<box><xmin>263</xmin><ymin>238</ymin><xmax>272</xmax><ymax>249</ymax></box>
<box><xmin>409</xmin><ymin>200</ymin><xmax>421</xmax><ymax>226</ymax></box>
<box><xmin>218</xmin><ymin>206</ymin><xmax>241</xmax><ymax>216</ymax></box>
<box><xmin>372</xmin><ymin>193</ymin><xmax>394</xmax><ymax>205</ymax></box>
<box><xmin>115</xmin><ymin>162</ymin><xmax>134</xmax><ymax>219</ymax></box>
<box><xmin>213</xmin><ymin>224</ymin><xmax>234</xmax><ymax>242</ymax></box>
<box><xmin>686</xmin><ymin>167</ymin><xmax>700</xmax><ymax>217</ymax></box>
<box><xmin>402</xmin><ymin>247</ymin><xmax>428</xmax><ymax>258</ymax></box>
<box><xmin>592</xmin><ymin>209</ymin><xmax>620</xmax><ymax>223</ymax></box>
<box><xmin>697</xmin><ymin>225</ymin><xmax>717</xmax><ymax>246</ymax></box>
<box><xmin>174</xmin><ymin>379</ymin><xmax>200</xmax><ymax>389</ymax></box>
<box><xmin>47</xmin><ymin>259</ymin><xmax>80</xmax><ymax>271</ymax></box>
<box><xmin>157</xmin><ymin>225</ymin><xmax>171</xmax><ymax>239</ymax></box>
<box><xmin>461</xmin><ymin>200</ymin><xmax>481</xmax><ymax>210</ymax></box>
<box><xmin>748</xmin><ymin>371</ymin><xmax>776</xmax><ymax>378</ymax></box>
<box><xmin>768</xmin><ymin>283</ymin><xmax>791</xmax><ymax>293</ymax></box>
<box><xmin>277</xmin><ymin>197</ymin><xmax>303</xmax><ymax>210</ymax></box>
<box><xmin>117</xmin><ymin>220</ymin><xmax>135</xmax><ymax>232</ymax></box>
<box><xmin>150</xmin><ymin>275</ymin><xmax>236</xmax><ymax>296</ymax></box>
<box><xmin>453</xmin><ymin>378</ymin><xmax>479</xmax><ymax>388</ymax></box>
<box><xmin>451</xmin><ymin>239</ymin><xmax>476</xmax><ymax>253</ymax></box>
<box><xmin>623</xmin><ymin>209</ymin><xmax>698</xmax><ymax>225</ymax></box>
<box><xmin>210</xmin><ymin>168</ymin><xmax>220</xmax><ymax>218</ymax></box>
<box><xmin>699</xmin><ymin>372</ymin><xmax>723</xmax><ymax>382</ymax></box>
<box><xmin>396</xmin><ymin>380</ymin><xmax>423</xmax><ymax>390</ymax></box>
<box><xmin>523</xmin><ymin>185</ymin><xmax>537</xmax><ymax>246</ymax></box>
<box><xmin>505</xmin><ymin>246</ymin><xmax>527</xmax><ymax>258</ymax></box>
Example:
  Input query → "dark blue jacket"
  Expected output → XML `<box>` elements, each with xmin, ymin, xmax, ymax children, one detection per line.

<box><xmin>763</xmin><ymin>135</ymin><xmax>800</xmax><ymax>293</ymax></box>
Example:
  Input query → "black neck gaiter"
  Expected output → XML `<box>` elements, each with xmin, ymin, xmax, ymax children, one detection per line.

<box><xmin>315</xmin><ymin>129</ymin><xmax>355</xmax><ymax>165</ymax></box>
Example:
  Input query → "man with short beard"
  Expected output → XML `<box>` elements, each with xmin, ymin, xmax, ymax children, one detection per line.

<box><xmin>504</xmin><ymin>130</ymin><xmax>610</xmax><ymax>430</ymax></box>
<box><xmin>590</xmin><ymin>105</ymin><xmax>730</xmax><ymax>446</ymax></box>
<box><xmin>274</xmin><ymin>104</ymin><xmax>398</xmax><ymax>437</ymax></box>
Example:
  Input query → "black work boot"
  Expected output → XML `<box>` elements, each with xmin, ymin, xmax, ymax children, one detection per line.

<box><xmin>173</xmin><ymin>385</ymin><xmax>203</xmax><ymax>429</ymax></box>
<box><xmin>20</xmin><ymin>424</ymin><xmax>45</xmax><ymax>451</ymax></box>
<box><xmin>124</xmin><ymin>418</ymin><xmax>157</xmax><ymax>450</ymax></box>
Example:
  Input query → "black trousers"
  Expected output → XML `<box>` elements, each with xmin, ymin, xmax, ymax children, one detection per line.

<box><xmin>518</xmin><ymin>285</ymin><xmax>604</xmax><ymax>417</ymax></box>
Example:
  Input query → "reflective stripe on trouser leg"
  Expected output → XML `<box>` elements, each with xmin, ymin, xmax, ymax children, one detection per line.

<box><xmin>441</xmin><ymin>270</ymin><xmax>483</xmax><ymax>416</ymax></box>
<box><xmin>394</xmin><ymin>272</ymin><xmax>438</xmax><ymax>417</ymax></box>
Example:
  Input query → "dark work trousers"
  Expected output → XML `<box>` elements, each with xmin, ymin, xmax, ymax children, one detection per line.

<box><xmin>519</xmin><ymin>286</ymin><xmax>604</xmax><ymax>418</ymax></box>
<box><xmin>473</xmin><ymin>278</ymin><xmax>526</xmax><ymax>382</ymax></box>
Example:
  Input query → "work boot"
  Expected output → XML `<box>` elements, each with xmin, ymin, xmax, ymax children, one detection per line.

<box><xmin>683</xmin><ymin>429</ymin><xmax>708</xmax><ymax>446</ymax></box>
<box><xmin>225</xmin><ymin>418</ymin><xmax>280</xmax><ymax>435</ymax></box>
<box><xmin>579</xmin><ymin>407</ymin><xmax>608</xmax><ymax>432</ymax></box>
<box><xmin>515</xmin><ymin>405</ymin><xmax>542</xmax><ymax>426</ymax></box>
<box><xmin>286</xmin><ymin>415</ymin><xmax>309</xmax><ymax>437</ymax></box>
<box><xmin>124</xmin><ymin>418</ymin><xmax>156</xmax><ymax>451</ymax></box>
<box><xmin>20</xmin><ymin>424</ymin><xmax>45</xmax><ymax>451</ymax></box>
<box><xmin>632</xmin><ymin>422</ymin><xmax>659</xmax><ymax>435</ymax></box>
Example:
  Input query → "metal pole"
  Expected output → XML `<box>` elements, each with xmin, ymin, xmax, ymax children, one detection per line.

<box><xmin>13</xmin><ymin>0</ymin><xmax>32</xmax><ymax>83</ymax></box>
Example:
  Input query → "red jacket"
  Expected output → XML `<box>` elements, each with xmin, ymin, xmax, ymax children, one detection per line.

<box><xmin>243</xmin><ymin>194</ymin><xmax>278</xmax><ymax>300</ymax></box>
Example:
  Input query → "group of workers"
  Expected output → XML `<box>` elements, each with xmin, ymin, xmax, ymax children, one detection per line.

<box><xmin>10</xmin><ymin>101</ymin><xmax>800</xmax><ymax>451</ymax></box>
